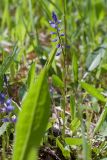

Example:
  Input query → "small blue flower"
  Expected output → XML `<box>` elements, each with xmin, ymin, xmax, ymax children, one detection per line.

<box><xmin>58</xmin><ymin>28</ymin><xmax>61</xmax><ymax>31</ymax></box>
<box><xmin>11</xmin><ymin>115</ymin><xmax>17</xmax><ymax>123</ymax></box>
<box><xmin>2</xmin><ymin>117</ymin><xmax>10</xmax><ymax>122</ymax></box>
<box><xmin>0</xmin><ymin>107</ymin><xmax>6</xmax><ymax>113</ymax></box>
<box><xmin>50</xmin><ymin>31</ymin><xmax>57</xmax><ymax>35</ymax></box>
<box><xmin>6</xmin><ymin>105</ymin><xmax>14</xmax><ymax>112</ymax></box>
<box><xmin>6</xmin><ymin>99</ymin><xmax>11</xmax><ymax>106</ymax></box>
<box><xmin>50</xmin><ymin>23</ymin><xmax>57</xmax><ymax>28</ymax></box>
<box><xmin>58</xmin><ymin>20</ymin><xmax>62</xmax><ymax>24</ymax></box>
<box><xmin>56</xmin><ymin>51</ymin><xmax>61</xmax><ymax>56</ymax></box>
<box><xmin>50</xmin><ymin>86</ymin><xmax>55</xmax><ymax>96</ymax></box>
<box><xmin>5</xmin><ymin>98</ymin><xmax>14</xmax><ymax>112</ymax></box>
<box><xmin>52</xmin><ymin>38</ymin><xmax>58</xmax><ymax>42</ymax></box>
<box><xmin>0</xmin><ymin>92</ymin><xmax>17</xmax><ymax>124</ymax></box>
<box><xmin>60</xmin><ymin>33</ymin><xmax>64</xmax><ymax>36</ymax></box>
<box><xmin>0</xmin><ymin>93</ymin><xmax>5</xmax><ymax>104</ymax></box>
<box><xmin>52</xmin><ymin>11</ymin><xmax>58</xmax><ymax>23</ymax></box>
<box><xmin>49</xmin><ymin>12</ymin><xmax>70</xmax><ymax>56</ymax></box>
<box><xmin>49</xmin><ymin>21</ymin><xmax>57</xmax><ymax>28</ymax></box>
<box><xmin>57</xmin><ymin>44</ymin><xmax>60</xmax><ymax>48</ymax></box>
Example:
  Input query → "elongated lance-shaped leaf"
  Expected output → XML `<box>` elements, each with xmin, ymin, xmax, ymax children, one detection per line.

<box><xmin>80</xmin><ymin>81</ymin><xmax>107</xmax><ymax>102</ymax></box>
<box><xmin>13</xmin><ymin>68</ymin><xmax>50</xmax><ymax>160</ymax></box>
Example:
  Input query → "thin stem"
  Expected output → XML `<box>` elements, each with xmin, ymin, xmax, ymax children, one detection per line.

<box><xmin>63</xmin><ymin>0</ymin><xmax>67</xmax><ymax>94</ymax></box>
<box><xmin>2</xmin><ymin>135</ymin><xmax>6</xmax><ymax>160</ymax></box>
<box><xmin>56</xmin><ymin>1</ymin><xmax>67</xmax><ymax>137</ymax></box>
<box><xmin>63</xmin><ymin>0</ymin><xmax>67</xmax><ymax>48</ymax></box>
<box><xmin>62</xmin><ymin>0</ymin><xmax>67</xmax><ymax>138</ymax></box>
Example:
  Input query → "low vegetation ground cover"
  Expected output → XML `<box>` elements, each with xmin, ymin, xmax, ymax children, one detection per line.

<box><xmin>0</xmin><ymin>0</ymin><xmax>107</xmax><ymax>160</ymax></box>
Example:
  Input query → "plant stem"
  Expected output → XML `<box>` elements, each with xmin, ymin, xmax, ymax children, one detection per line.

<box><xmin>56</xmin><ymin>0</ymin><xmax>67</xmax><ymax>138</ymax></box>
<box><xmin>62</xmin><ymin>0</ymin><xmax>67</xmax><ymax>138</ymax></box>
<box><xmin>2</xmin><ymin>135</ymin><xmax>6</xmax><ymax>160</ymax></box>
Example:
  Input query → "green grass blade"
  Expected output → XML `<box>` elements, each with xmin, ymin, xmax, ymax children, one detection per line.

<box><xmin>70</xmin><ymin>95</ymin><xmax>76</xmax><ymax>120</ymax></box>
<box><xmin>72</xmin><ymin>53</ymin><xmax>78</xmax><ymax>84</ymax></box>
<box><xmin>94</xmin><ymin>105</ymin><xmax>107</xmax><ymax>134</ymax></box>
<box><xmin>13</xmin><ymin>68</ymin><xmax>50</xmax><ymax>160</ymax></box>
<box><xmin>45</xmin><ymin>47</ymin><xmax>57</xmax><ymax>70</ymax></box>
<box><xmin>0</xmin><ymin>44</ymin><xmax>19</xmax><ymax>76</ymax></box>
<box><xmin>81</xmin><ymin>118</ymin><xmax>91</xmax><ymax>160</ymax></box>
<box><xmin>27</xmin><ymin>62</ymin><xmax>36</xmax><ymax>88</ymax></box>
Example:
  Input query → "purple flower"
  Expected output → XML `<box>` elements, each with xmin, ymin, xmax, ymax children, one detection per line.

<box><xmin>0</xmin><ymin>93</ymin><xmax>17</xmax><ymax>124</ymax></box>
<box><xmin>49</xmin><ymin>12</ymin><xmax>70</xmax><ymax>56</ymax></box>
<box><xmin>49</xmin><ymin>21</ymin><xmax>57</xmax><ymax>28</ymax></box>
<box><xmin>6</xmin><ymin>105</ymin><xmax>14</xmax><ymax>112</ymax></box>
<box><xmin>6</xmin><ymin>99</ymin><xmax>11</xmax><ymax>106</ymax></box>
<box><xmin>60</xmin><ymin>33</ymin><xmax>64</xmax><ymax>36</ymax></box>
<box><xmin>50</xmin><ymin>86</ymin><xmax>55</xmax><ymax>96</ymax></box>
<box><xmin>0</xmin><ymin>107</ymin><xmax>6</xmax><ymax>113</ymax></box>
<box><xmin>52</xmin><ymin>38</ymin><xmax>58</xmax><ymax>42</ymax></box>
<box><xmin>57</xmin><ymin>44</ymin><xmax>60</xmax><ymax>48</ymax></box>
<box><xmin>2</xmin><ymin>118</ymin><xmax>10</xmax><ymax>122</ymax></box>
<box><xmin>58</xmin><ymin>20</ymin><xmax>62</xmax><ymax>24</ymax></box>
<box><xmin>50</xmin><ymin>31</ymin><xmax>57</xmax><ymax>35</ymax></box>
<box><xmin>56</xmin><ymin>50</ymin><xmax>61</xmax><ymax>56</ymax></box>
<box><xmin>11</xmin><ymin>115</ymin><xmax>17</xmax><ymax>123</ymax></box>
<box><xmin>5</xmin><ymin>98</ymin><xmax>14</xmax><ymax>112</ymax></box>
<box><xmin>0</xmin><ymin>93</ymin><xmax>5</xmax><ymax>104</ymax></box>
<box><xmin>50</xmin><ymin>23</ymin><xmax>57</xmax><ymax>28</ymax></box>
<box><xmin>52</xmin><ymin>12</ymin><xmax>58</xmax><ymax>23</ymax></box>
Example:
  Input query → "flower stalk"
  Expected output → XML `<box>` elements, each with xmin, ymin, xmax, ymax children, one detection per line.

<box><xmin>49</xmin><ymin>9</ymin><xmax>69</xmax><ymax>137</ymax></box>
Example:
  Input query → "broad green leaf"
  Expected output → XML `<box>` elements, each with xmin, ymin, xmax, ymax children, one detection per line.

<box><xmin>13</xmin><ymin>68</ymin><xmax>50</xmax><ymax>160</ymax></box>
<box><xmin>65</xmin><ymin>138</ymin><xmax>82</xmax><ymax>145</ymax></box>
<box><xmin>94</xmin><ymin>106</ymin><xmax>107</xmax><ymax>134</ymax></box>
<box><xmin>80</xmin><ymin>82</ymin><xmax>106</xmax><ymax>102</ymax></box>
<box><xmin>52</xmin><ymin>74</ymin><xmax>64</xmax><ymax>88</ymax></box>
